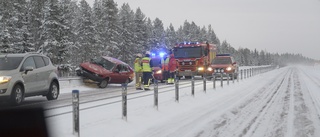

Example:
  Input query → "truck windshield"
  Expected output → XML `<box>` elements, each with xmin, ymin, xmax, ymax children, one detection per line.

<box><xmin>0</xmin><ymin>57</ymin><xmax>24</xmax><ymax>70</ymax></box>
<box><xmin>174</xmin><ymin>47</ymin><xmax>202</xmax><ymax>58</ymax></box>
<box><xmin>212</xmin><ymin>57</ymin><xmax>232</xmax><ymax>64</ymax></box>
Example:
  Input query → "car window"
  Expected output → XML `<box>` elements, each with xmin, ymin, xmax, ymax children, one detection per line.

<box><xmin>21</xmin><ymin>57</ymin><xmax>36</xmax><ymax>71</ymax></box>
<box><xmin>43</xmin><ymin>56</ymin><xmax>50</xmax><ymax>66</ymax></box>
<box><xmin>92</xmin><ymin>57</ymin><xmax>115</xmax><ymax>70</ymax></box>
<box><xmin>121</xmin><ymin>65</ymin><xmax>129</xmax><ymax>72</ymax></box>
<box><xmin>0</xmin><ymin>57</ymin><xmax>24</xmax><ymax>70</ymax></box>
<box><xmin>34</xmin><ymin>56</ymin><xmax>46</xmax><ymax>68</ymax></box>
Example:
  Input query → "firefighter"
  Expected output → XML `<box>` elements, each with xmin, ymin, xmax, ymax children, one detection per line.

<box><xmin>167</xmin><ymin>51</ymin><xmax>177</xmax><ymax>84</ymax></box>
<box><xmin>141</xmin><ymin>51</ymin><xmax>153</xmax><ymax>90</ymax></box>
<box><xmin>161</xmin><ymin>54</ymin><xmax>170</xmax><ymax>84</ymax></box>
<box><xmin>134</xmin><ymin>53</ymin><xmax>143</xmax><ymax>90</ymax></box>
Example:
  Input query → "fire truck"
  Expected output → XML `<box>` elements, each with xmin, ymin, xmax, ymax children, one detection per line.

<box><xmin>173</xmin><ymin>42</ymin><xmax>217</xmax><ymax>78</ymax></box>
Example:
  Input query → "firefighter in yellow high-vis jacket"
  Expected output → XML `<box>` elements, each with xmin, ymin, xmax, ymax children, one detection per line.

<box><xmin>134</xmin><ymin>53</ymin><xmax>143</xmax><ymax>90</ymax></box>
<box><xmin>141</xmin><ymin>51</ymin><xmax>153</xmax><ymax>90</ymax></box>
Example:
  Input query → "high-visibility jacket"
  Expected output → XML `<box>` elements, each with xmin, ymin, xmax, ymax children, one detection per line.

<box><xmin>141</xmin><ymin>57</ymin><xmax>152</xmax><ymax>72</ymax></box>
<box><xmin>161</xmin><ymin>57</ymin><xmax>169</xmax><ymax>71</ymax></box>
<box><xmin>134</xmin><ymin>58</ymin><xmax>142</xmax><ymax>72</ymax></box>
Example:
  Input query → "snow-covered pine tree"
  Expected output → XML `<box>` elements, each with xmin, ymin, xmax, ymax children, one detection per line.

<box><xmin>207</xmin><ymin>25</ymin><xmax>220</xmax><ymax>46</ymax></box>
<box><xmin>144</xmin><ymin>17</ymin><xmax>153</xmax><ymax>51</ymax></box>
<box><xmin>165</xmin><ymin>23</ymin><xmax>177</xmax><ymax>49</ymax></box>
<box><xmin>133</xmin><ymin>7</ymin><xmax>148</xmax><ymax>56</ymax></box>
<box><xmin>101</xmin><ymin>0</ymin><xmax>120</xmax><ymax>57</ymax></box>
<box><xmin>118</xmin><ymin>3</ymin><xmax>135</xmax><ymax>64</ymax></box>
<box><xmin>28</xmin><ymin>0</ymin><xmax>45</xmax><ymax>52</ymax></box>
<box><xmin>151</xmin><ymin>17</ymin><xmax>166</xmax><ymax>51</ymax></box>
<box><xmin>40</xmin><ymin>0</ymin><xmax>71</xmax><ymax>64</ymax></box>
<box><xmin>58</xmin><ymin>0</ymin><xmax>77</xmax><ymax>65</ymax></box>
<box><xmin>76</xmin><ymin>0</ymin><xmax>97</xmax><ymax>63</ymax></box>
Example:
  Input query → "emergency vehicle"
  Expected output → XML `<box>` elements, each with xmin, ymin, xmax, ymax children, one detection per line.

<box><xmin>150</xmin><ymin>52</ymin><xmax>166</xmax><ymax>83</ymax></box>
<box><xmin>173</xmin><ymin>42</ymin><xmax>217</xmax><ymax>78</ymax></box>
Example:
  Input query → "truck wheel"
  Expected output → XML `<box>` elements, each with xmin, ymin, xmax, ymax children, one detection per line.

<box><xmin>47</xmin><ymin>81</ymin><xmax>59</xmax><ymax>100</ymax></box>
<box><xmin>10</xmin><ymin>84</ymin><xmax>24</xmax><ymax>106</ymax></box>
<box><xmin>98</xmin><ymin>79</ymin><xmax>108</xmax><ymax>88</ymax></box>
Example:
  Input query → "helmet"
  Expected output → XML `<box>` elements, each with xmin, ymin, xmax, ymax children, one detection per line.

<box><xmin>145</xmin><ymin>51</ymin><xmax>151</xmax><ymax>55</ymax></box>
<box><xmin>136</xmin><ymin>53</ymin><xmax>142</xmax><ymax>58</ymax></box>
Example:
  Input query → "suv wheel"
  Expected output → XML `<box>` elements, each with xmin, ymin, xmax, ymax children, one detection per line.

<box><xmin>98</xmin><ymin>79</ymin><xmax>108</xmax><ymax>88</ymax></box>
<box><xmin>10</xmin><ymin>84</ymin><xmax>24</xmax><ymax>106</ymax></box>
<box><xmin>46</xmin><ymin>81</ymin><xmax>59</xmax><ymax>100</ymax></box>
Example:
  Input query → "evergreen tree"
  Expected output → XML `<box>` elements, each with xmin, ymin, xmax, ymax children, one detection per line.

<box><xmin>165</xmin><ymin>23</ymin><xmax>177</xmax><ymax>49</ymax></box>
<box><xmin>151</xmin><ymin>17</ymin><xmax>166</xmax><ymax>51</ymax></box>
<box><xmin>145</xmin><ymin>17</ymin><xmax>153</xmax><ymax>51</ymax></box>
<box><xmin>76</xmin><ymin>0</ymin><xmax>97</xmax><ymax>63</ymax></box>
<box><xmin>133</xmin><ymin>7</ymin><xmax>148</xmax><ymax>55</ymax></box>
<box><xmin>28</xmin><ymin>0</ymin><xmax>45</xmax><ymax>52</ymax></box>
<box><xmin>207</xmin><ymin>25</ymin><xmax>220</xmax><ymax>46</ymax></box>
<box><xmin>92</xmin><ymin>0</ymin><xmax>105</xmax><ymax>56</ymax></box>
<box><xmin>118</xmin><ymin>3</ymin><xmax>135</xmax><ymax>63</ymax></box>
<box><xmin>40</xmin><ymin>0</ymin><xmax>70</xmax><ymax>64</ymax></box>
<box><xmin>101</xmin><ymin>0</ymin><xmax>120</xmax><ymax>57</ymax></box>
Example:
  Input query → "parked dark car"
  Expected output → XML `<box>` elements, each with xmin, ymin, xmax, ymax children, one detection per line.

<box><xmin>76</xmin><ymin>56</ymin><xmax>134</xmax><ymax>88</ymax></box>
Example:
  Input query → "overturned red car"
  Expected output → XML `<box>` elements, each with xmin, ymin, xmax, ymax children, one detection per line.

<box><xmin>76</xmin><ymin>56</ymin><xmax>134</xmax><ymax>88</ymax></box>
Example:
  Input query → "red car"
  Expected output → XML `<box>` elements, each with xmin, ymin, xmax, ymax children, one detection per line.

<box><xmin>76</xmin><ymin>56</ymin><xmax>134</xmax><ymax>88</ymax></box>
<box><xmin>207</xmin><ymin>54</ymin><xmax>238</xmax><ymax>79</ymax></box>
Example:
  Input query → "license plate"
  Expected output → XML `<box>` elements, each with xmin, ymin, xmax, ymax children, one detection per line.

<box><xmin>185</xmin><ymin>70</ymin><xmax>191</xmax><ymax>72</ymax></box>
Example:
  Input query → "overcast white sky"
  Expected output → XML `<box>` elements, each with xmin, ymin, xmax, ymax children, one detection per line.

<box><xmin>85</xmin><ymin>0</ymin><xmax>320</xmax><ymax>60</ymax></box>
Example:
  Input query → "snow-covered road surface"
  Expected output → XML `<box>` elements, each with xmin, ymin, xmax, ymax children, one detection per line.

<box><xmin>47</xmin><ymin>66</ymin><xmax>320</xmax><ymax>137</ymax></box>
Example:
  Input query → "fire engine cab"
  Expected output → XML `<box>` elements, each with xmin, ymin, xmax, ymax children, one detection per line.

<box><xmin>173</xmin><ymin>42</ymin><xmax>217</xmax><ymax>78</ymax></box>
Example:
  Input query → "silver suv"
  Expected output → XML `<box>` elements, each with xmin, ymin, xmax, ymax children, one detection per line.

<box><xmin>0</xmin><ymin>53</ymin><xmax>59</xmax><ymax>105</ymax></box>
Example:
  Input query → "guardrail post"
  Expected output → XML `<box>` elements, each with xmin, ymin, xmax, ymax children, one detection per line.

<box><xmin>175</xmin><ymin>74</ymin><xmax>179</xmax><ymax>102</ymax></box>
<box><xmin>203</xmin><ymin>74</ymin><xmax>206</xmax><ymax>93</ymax></box>
<box><xmin>227</xmin><ymin>74</ymin><xmax>229</xmax><ymax>85</ymax></box>
<box><xmin>244</xmin><ymin>69</ymin><xmax>247</xmax><ymax>79</ymax></box>
<box><xmin>213</xmin><ymin>74</ymin><xmax>216</xmax><ymax>89</ymax></box>
<box><xmin>121</xmin><ymin>83</ymin><xmax>128</xmax><ymax>120</ymax></box>
<box><xmin>154</xmin><ymin>79</ymin><xmax>158</xmax><ymax>110</ymax></box>
<box><xmin>191</xmin><ymin>74</ymin><xmax>195</xmax><ymax>96</ymax></box>
<box><xmin>241</xmin><ymin>70</ymin><xmax>243</xmax><ymax>80</ymax></box>
<box><xmin>237</xmin><ymin>72</ymin><xmax>239</xmax><ymax>82</ymax></box>
<box><xmin>220</xmin><ymin>73</ymin><xmax>223</xmax><ymax>88</ymax></box>
<box><xmin>72</xmin><ymin>90</ymin><xmax>80</xmax><ymax>137</ymax></box>
<box><xmin>232</xmin><ymin>73</ymin><xmax>235</xmax><ymax>83</ymax></box>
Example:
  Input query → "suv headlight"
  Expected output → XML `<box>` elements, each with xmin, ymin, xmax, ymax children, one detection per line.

<box><xmin>226</xmin><ymin>67</ymin><xmax>232</xmax><ymax>71</ymax></box>
<box><xmin>155</xmin><ymin>70</ymin><xmax>162</xmax><ymax>74</ymax></box>
<box><xmin>198</xmin><ymin>67</ymin><xmax>204</xmax><ymax>71</ymax></box>
<box><xmin>0</xmin><ymin>76</ymin><xmax>12</xmax><ymax>84</ymax></box>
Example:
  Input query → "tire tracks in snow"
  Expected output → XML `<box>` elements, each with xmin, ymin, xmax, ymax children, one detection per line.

<box><xmin>198</xmin><ymin>68</ymin><xmax>293</xmax><ymax>137</ymax></box>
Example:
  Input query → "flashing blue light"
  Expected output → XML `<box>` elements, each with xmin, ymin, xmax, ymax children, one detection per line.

<box><xmin>159</xmin><ymin>52</ymin><xmax>166</xmax><ymax>58</ymax></box>
<box><xmin>151</xmin><ymin>53</ymin><xmax>156</xmax><ymax>57</ymax></box>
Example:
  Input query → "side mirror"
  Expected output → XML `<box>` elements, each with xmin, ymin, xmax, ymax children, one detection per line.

<box><xmin>24</xmin><ymin>66</ymin><xmax>34</xmax><ymax>74</ymax></box>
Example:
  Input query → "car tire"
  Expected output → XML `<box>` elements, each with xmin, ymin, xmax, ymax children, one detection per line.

<box><xmin>98</xmin><ymin>79</ymin><xmax>108</xmax><ymax>88</ymax></box>
<box><xmin>46</xmin><ymin>81</ymin><xmax>59</xmax><ymax>100</ymax></box>
<box><xmin>10</xmin><ymin>84</ymin><xmax>24</xmax><ymax>106</ymax></box>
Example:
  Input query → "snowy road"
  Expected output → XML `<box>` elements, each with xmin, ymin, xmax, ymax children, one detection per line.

<box><xmin>47</xmin><ymin>66</ymin><xmax>320</xmax><ymax>137</ymax></box>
